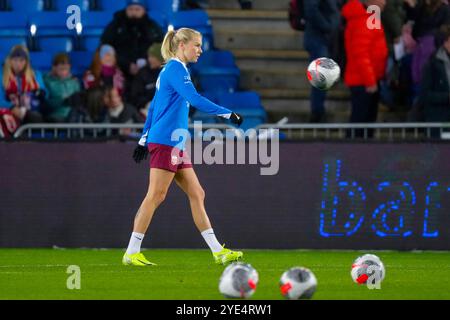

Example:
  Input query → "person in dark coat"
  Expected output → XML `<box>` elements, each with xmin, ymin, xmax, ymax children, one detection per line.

<box><xmin>101</xmin><ymin>0</ymin><xmax>164</xmax><ymax>80</ymax></box>
<box><xmin>129</xmin><ymin>43</ymin><xmax>163</xmax><ymax>117</ymax></box>
<box><xmin>303</xmin><ymin>0</ymin><xmax>341</xmax><ymax>122</ymax></box>
<box><xmin>379</xmin><ymin>0</ymin><xmax>406</xmax><ymax>109</ymax></box>
<box><xmin>420</xmin><ymin>25</ymin><xmax>450</xmax><ymax>134</ymax></box>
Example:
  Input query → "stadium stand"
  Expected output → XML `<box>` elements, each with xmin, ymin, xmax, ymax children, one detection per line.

<box><xmin>169</xmin><ymin>9</ymin><xmax>214</xmax><ymax>51</ymax></box>
<box><xmin>53</xmin><ymin>0</ymin><xmax>91</xmax><ymax>11</ymax></box>
<box><xmin>216</xmin><ymin>91</ymin><xmax>267</xmax><ymax>130</ymax></box>
<box><xmin>8</xmin><ymin>0</ymin><xmax>46</xmax><ymax>13</ymax></box>
<box><xmin>69</xmin><ymin>51</ymin><xmax>94</xmax><ymax>76</ymax></box>
<box><xmin>0</xmin><ymin>12</ymin><xmax>28</xmax><ymax>36</ymax></box>
<box><xmin>0</xmin><ymin>0</ymin><xmax>272</xmax><ymax>133</ymax></box>
<box><xmin>0</xmin><ymin>37</ymin><xmax>28</xmax><ymax>53</ymax></box>
<box><xmin>147</xmin><ymin>0</ymin><xmax>181</xmax><ymax>15</ymax></box>
<box><xmin>191</xmin><ymin>50</ymin><xmax>240</xmax><ymax>93</ymax></box>
<box><xmin>29</xmin><ymin>51</ymin><xmax>53</xmax><ymax>72</ymax></box>
<box><xmin>94</xmin><ymin>0</ymin><xmax>127</xmax><ymax>13</ymax></box>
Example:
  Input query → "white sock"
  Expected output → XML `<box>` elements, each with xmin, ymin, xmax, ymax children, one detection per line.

<box><xmin>201</xmin><ymin>228</ymin><xmax>223</xmax><ymax>253</ymax></box>
<box><xmin>126</xmin><ymin>232</ymin><xmax>145</xmax><ymax>255</ymax></box>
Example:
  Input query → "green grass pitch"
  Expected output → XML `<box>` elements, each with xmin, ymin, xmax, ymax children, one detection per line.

<box><xmin>0</xmin><ymin>249</ymin><xmax>449</xmax><ymax>300</ymax></box>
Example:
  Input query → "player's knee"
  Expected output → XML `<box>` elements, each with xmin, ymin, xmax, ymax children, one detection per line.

<box><xmin>148</xmin><ymin>189</ymin><xmax>167</xmax><ymax>206</ymax></box>
<box><xmin>190</xmin><ymin>187</ymin><xmax>205</xmax><ymax>202</ymax></box>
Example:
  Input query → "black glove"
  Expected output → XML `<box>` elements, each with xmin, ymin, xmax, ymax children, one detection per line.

<box><xmin>133</xmin><ymin>144</ymin><xmax>149</xmax><ymax>164</ymax></box>
<box><xmin>230</xmin><ymin>112</ymin><xmax>243</xmax><ymax>127</ymax></box>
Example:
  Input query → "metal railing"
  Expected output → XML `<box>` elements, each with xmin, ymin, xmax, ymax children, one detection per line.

<box><xmin>256</xmin><ymin>123</ymin><xmax>450</xmax><ymax>141</ymax></box>
<box><xmin>10</xmin><ymin>122</ymin><xmax>450</xmax><ymax>141</ymax></box>
<box><xmin>12</xmin><ymin>123</ymin><xmax>240</xmax><ymax>139</ymax></box>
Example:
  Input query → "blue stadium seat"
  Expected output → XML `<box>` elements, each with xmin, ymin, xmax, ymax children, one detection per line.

<box><xmin>53</xmin><ymin>0</ymin><xmax>91</xmax><ymax>11</ymax></box>
<box><xmin>169</xmin><ymin>10</ymin><xmax>214</xmax><ymax>51</ymax></box>
<box><xmin>191</xmin><ymin>50</ymin><xmax>240</xmax><ymax>93</ymax></box>
<box><xmin>29</xmin><ymin>12</ymin><xmax>79</xmax><ymax>36</ymax></box>
<box><xmin>0</xmin><ymin>37</ymin><xmax>28</xmax><ymax>53</ymax></box>
<box><xmin>9</xmin><ymin>0</ymin><xmax>45</xmax><ymax>13</ymax></box>
<box><xmin>80</xmin><ymin>12</ymin><xmax>111</xmax><ymax>36</ymax></box>
<box><xmin>148</xmin><ymin>10</ymin><xmax>167</xmax><ymax>30</ymax></box>
<box><xmin>0</xmin><ymin>13</ymin><xmax>28</xmax><ymax>37</ymax></box>
<box><xmin>39</xmin><ymin>36</ymin><xmax>74</xmax><ymax>52</ymax></box>
<box><xmin>82</xmin><ymin>35</ymin><xmax>101</xmax><ymax>52</ymax></box>
<box><xmin>216</xmin><ymin>91</ymin><xmax>267</xmax><ymax>130</ymax></box>
<box><xmin>29</xmin><ymin>52</ymin><xmax>52</xmax><ymax>72</ymax></box>
<box><xmin>69</xmin><ymin>51</ymin><xmax>93</xmax><ymax>76</ymax></box>
<box><xmin>147</xmin><ymin>0</ymin><xmax>180</xmax><ymax>14</ymax></box>
<box><xmin>95</xmin><ymin>0</ymin><xmax>126</xmax><ymax>12</ymax></box>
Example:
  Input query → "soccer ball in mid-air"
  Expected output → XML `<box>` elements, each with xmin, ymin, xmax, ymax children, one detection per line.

<box><xmin>279</xmin><ymin>267</ymin><xmax>317</xmax><ymax>300</ymax></box>
<box><xmin>306</xmin><ymin>57</ymin><xmax>341</xmax><ymax>90</ymax></box>
<box><xmin>219</xmin><ymin>262</ymin><xmax>259</xmax><ymax>299</ymax></box>
<box><xmin>351</xmin><ymin>254</ymin><xmax>386</xmax><ymax>285</ymax></box>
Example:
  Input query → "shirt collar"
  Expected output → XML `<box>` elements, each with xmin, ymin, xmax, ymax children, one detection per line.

<box><xmin>171</xmin><ymin>57</ymin><xmax>189</xmax><ymax>73</ymax></box>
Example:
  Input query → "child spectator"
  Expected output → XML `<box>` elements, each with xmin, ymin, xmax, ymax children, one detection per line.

<box><xmin>83</xmin><ymin>45</ymin><xmax>125</xmax><ymax>96</ymax></box>
<box><xmin>43</xmin><ymin>53</ymin><xmax>81</xmax><ymax>122</ymax></box>
<box><xmin>68</xmin><ymin>86</ymin><xmax>144</xmax><ymax>127</ymax></box>
<box><xmin>129</xmin><ymin>43</ymin><xmax>163</xmax><ymax>117</ymax></box>
<box><xmin>103</xmin><ymin>86</ymin><xmax>144</xmax><ymax>128</ymax></box>
<box><xmin>0</xmin><ymin>45</ymin><xmax>47</xmax><ymax>124</ymax></box>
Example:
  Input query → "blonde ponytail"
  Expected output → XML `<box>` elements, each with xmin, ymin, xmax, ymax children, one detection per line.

<box><xmin>161</xmin><ymin>28</ymin><xmax>202</xmax><ymax>62</ymax></box>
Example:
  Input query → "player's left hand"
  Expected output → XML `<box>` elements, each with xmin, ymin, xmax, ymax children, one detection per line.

<box><xmin>230</xmin><ymin>112</ymin><xmax>243</xmax><ymax>127</ymax></box>
<box><xmin>133</xmin><ymin>145</ymin><xmax>149</xmax><ymax>164</ymax></box>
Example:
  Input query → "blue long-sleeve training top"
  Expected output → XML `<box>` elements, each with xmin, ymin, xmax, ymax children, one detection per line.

<box><xmin>139</xmin><ymin>58</ymin><xmax>232</xmax><ymax>150</ymax></box>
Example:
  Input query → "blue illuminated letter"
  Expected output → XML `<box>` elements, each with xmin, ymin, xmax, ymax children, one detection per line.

<box><xmin>320</xmin><ymin>159</ymin><xmax>365</xmax><ymax>237</ymax></box>
<box><xmin>371</xmin><ymin>182</ymin><xmax>415</xmax><ymax>237</ymax></box>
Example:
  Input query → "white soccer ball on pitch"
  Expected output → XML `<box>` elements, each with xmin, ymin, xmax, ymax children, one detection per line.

<box><xmin>279</xmin><ymin>267</ymin><xmax>317</xmax><ymax>300</ymax></box>
<box><xmin>351</xmin><ymin>254</ymin><xmax>386</xmax><ymax>285</ymax></box>
<box><xmin>306</xmin><ymin>57</ymin><xmax>341</xmax><ymax>90</ymax></box>
<box><xmin>219</xmin><ymin>262</ymin><xmax>259</xmax><ymax>299</ymax></box>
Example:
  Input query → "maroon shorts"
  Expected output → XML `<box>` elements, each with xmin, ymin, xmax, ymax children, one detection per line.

<box><xmin>148</xmin><ymin>143</ymin><xmax>193</xmax><ymax>173</ymax></box>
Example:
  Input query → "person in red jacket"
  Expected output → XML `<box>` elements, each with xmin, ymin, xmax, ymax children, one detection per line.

<box><xmin>342</xmin><ymin>0</ymin><xmax>388</xmax><ymax>137</ymax></box>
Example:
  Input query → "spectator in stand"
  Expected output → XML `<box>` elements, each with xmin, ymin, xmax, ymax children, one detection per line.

<box><xmin>0</xmin><ymin>45</ymin><xmax>47</xmax><ymax>124</ymax></box>
<box><xmin>83</xmin><ymin>45</ymin><xmax>125</xmax><ymax>96</ymax></box>
<box><xmin>419</xmin><ymin>25</ymin><xmax>450</xmax><ymax>136</ymax></box>
<box><xmin>342</xmin><ymin>0</ymin><xmax>388</xmax><ymax>137</ymax></box>
<box><xmin>103</xmin><ymin>86</ymin><xmax>144</xmax><ymax>127</ymax></box>
<box><xmin>43</xmin><ymin>53</ymin><xmax>81</xmax><ymax>122</ymax></box>
<box><xmin>404</xmin><ymin>0</ymin><xmax>450</xmax><ymax>97</ymax></box>
<box><xmin>101</xmin><ymin>0</ymin><xmax>163</xmax><ymax>91</ymax></box>
<box><xmin>67</xmin><ymin>85</ymin><xmax>143</xmax><ymax>136</ymax></box>
<box><xmin>303</xmin><ymin>0</ymin><xmax>340</xmax><ymax>123</ymax></box>
<box><xmin>380</xmin><ymin>0</ymin><xmax>406</xmax><ymax>110</ymax></box>
<box><xmin>130</xmin><ymin>43</ymin><xmax>163</xmax><ymax>117</ymax></box>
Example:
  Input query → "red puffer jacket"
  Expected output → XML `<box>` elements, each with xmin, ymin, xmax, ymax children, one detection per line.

<box><xmin>341</xmin><ymin>0</ymin><xmax>388</xmax><ymax>87</ymax></box>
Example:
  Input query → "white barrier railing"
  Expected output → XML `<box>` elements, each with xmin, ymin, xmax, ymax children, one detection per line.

<box><xmin>10</xmin><ymin>122</ymin><xmax>450</xmax><ymax>141</ymax></box>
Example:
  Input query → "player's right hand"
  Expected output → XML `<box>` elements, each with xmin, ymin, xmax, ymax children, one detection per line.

<box><xmin>133</xmin><ymin>144</ymin><xmax>148</xmax><ymax>164</ymax></box>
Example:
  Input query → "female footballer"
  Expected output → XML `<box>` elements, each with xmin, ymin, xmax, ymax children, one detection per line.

<box><xmin>122</xmin><ymin>28</ymin><xmax>244</xmax><ymax>266</ymax></box>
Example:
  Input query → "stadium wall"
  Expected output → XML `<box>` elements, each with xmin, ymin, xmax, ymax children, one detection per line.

<box><xmin>1</xmin><ymin>142</ymin><xmax>449</xmax><ymax>250</ymax></box>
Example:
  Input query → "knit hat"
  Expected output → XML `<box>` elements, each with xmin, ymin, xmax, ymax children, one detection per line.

<box><xmin>127</xmin><ymin>0</ymin><xmax>147</xmax><ymax>9</ymax></box>
<box><xmin>10</xmin><ymin>46</ymin><xmax>28</xmax><ymax>59</ymax></box>
<box><xmin>147</xmin><ymin>43</ymin><xmax>163</xmax><ymax>62</ymax></box>
<box><xmin>99</xmin><ymin>44</ymin><xmax>115</xmax><ymax>60</ymax></box>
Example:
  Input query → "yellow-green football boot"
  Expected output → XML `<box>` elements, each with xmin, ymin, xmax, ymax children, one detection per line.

<box><xmin>122</xmin><ymin>252</ymin><xmax>156</xmax><ymax>266</ymax></box>
<box><xmin>213</xmin><ymin>245</ymin><xmax>243</xmax><ymax>265</ymax></box>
